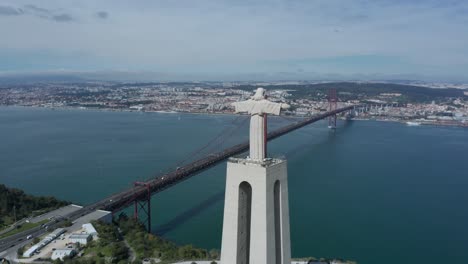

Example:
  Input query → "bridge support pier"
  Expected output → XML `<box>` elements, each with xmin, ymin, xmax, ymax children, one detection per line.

<box><xmin>133</xmin><ymin>182</ymin><xmax>152</xmax><ymax>233</ymax></box>
<box><xmin>328</xmin><ymin>89</ymin><xmax>337</xmax><ymax>129</ymax></box>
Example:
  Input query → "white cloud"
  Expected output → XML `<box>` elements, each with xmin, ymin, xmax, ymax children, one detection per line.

<box><xmin>0</xmin><ymin>0</ymin><xmax>467</xmax><ymax>79</ymax></box>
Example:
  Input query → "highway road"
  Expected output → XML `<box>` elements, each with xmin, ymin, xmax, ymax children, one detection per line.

<box><xmin>0</xmin><ymin>205</ymin><xmax>86</xmax><ymax>256</ymax></box>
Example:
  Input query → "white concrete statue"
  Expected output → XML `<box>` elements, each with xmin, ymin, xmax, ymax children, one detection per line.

<box><xmin>232</xmin><ymin>88</ymin><xmax>290</xmax><ymax>161</ymax></box>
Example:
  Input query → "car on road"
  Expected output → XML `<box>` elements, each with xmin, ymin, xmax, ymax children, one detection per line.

<box><xmin>26</xmin><ymin>235</ymin><xmax>32</xmax><ymax>240</ymax></box>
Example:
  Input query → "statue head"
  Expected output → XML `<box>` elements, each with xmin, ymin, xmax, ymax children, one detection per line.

<box><xmin>252</xmin><ymin>87</ymin><xmax>266</xmax><ymax>101</ymax></box>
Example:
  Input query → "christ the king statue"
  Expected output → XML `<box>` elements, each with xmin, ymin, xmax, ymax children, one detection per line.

<box><xmin>232</xmin><ymin>88</ymin><xmax>290</xmax><ymax>161</ymax></box>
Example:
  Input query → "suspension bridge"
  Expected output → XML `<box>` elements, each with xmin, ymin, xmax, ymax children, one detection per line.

<box><xmin>0</xmin><ymin>90</ymin><xmax>387</xmax><ymax>252</ymax></box>
<box><xmin>85</xmin><ymin>102</ymin><xmax>359</xmax><ymax>232</ymax></box>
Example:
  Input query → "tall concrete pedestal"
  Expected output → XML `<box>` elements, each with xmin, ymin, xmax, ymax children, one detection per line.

<box><xmin>220</xmin><ymin>158</ymin><xmax>291</xmax><ymax>264</ymax></box>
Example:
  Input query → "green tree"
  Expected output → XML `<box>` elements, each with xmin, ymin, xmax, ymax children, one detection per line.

<box><xmin>0</xmin><ymin>184</ymin><xmax>69</xmax><ymax>227</ymax></box>
<box><xmin>109</xmin><ymin>242</ymin><xmax>129</xmax><ymax>263</ymax></box>
<box><xmin>209</xmin><ymin>249</ymin><xmax>219</xmax><ymax>259</ymax></box>
<box><xmin>53</xmin><ymin>258</ymin><xmax>64</xmax><ymax>264</ymax></box>
<box><xmin>17</xmin><ymin>246</ymin><xmax>24</xmax><ymax>256</ymax></box>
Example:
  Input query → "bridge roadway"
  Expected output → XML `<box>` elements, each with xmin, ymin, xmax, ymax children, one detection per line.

<box><xmin>96</xmin><ymin>104</ymin><xmax>356</xmax><ymax>212</ymax></box>
<box><xmin>0</xmin><ymin>105</ymin><xmax>355</xmax><ymax>254</ymax></box>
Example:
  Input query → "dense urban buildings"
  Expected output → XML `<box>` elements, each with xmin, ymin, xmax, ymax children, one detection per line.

<box><xmin>0</xmin><ymin>81</ymin><xmax>467</xmax><ymax>127</ymax></box>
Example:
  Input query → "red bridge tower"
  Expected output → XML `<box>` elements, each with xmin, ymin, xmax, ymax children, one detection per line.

<box><xmin>328</xmin><ymin>88</ymin><xmax>337</xmax><ymax>129</ymax></box>
<box><xmin>133</xmin><ymin>182</ymin><xmax>152</xmax><ymax>233</ymax></box>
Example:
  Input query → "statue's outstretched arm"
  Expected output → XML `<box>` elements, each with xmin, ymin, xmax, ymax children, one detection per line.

<box><xmin>232</xmin><ymin>100</ymin><xmax>253</xmax><ymax>113</ymax></box>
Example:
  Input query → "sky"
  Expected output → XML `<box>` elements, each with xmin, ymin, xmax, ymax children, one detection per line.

<box><xmin>0</xmin><ymin>0</ymin><xmax>467</xmax><ymax>81</ymax></box>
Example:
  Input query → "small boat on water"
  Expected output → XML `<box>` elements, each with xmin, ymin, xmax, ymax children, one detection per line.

<box><xmin>406</xmin><ymin>121</ymin><xmax>421</xmax><ymax>126</ymax></box>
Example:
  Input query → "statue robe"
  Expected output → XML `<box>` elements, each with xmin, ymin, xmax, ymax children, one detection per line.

<box><xmin>232</xmin><ymin>99</ymin><xmax>286</xmax><ymax>160</ymax></box>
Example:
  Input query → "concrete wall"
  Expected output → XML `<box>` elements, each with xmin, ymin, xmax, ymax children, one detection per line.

<box><xmin>220</xmin><ymin>159</ymin><xmax>291</xmax><ymax>264</ymax></box>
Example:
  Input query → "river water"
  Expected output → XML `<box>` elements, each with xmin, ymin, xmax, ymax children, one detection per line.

<box><xmin>1</xmin><ymin>106</ymin><xmax>467</xmax><ymax>264</ymax></box>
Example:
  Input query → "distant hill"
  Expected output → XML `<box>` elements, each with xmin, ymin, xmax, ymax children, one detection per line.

<box><xmin>0</xmin><ymin>184</ymin><xmax>69</xmax><ymax>228</ymax></box>
<box><xmin>237</xmin><ymin>82</ymin><xmax>466</xmax><ymax>103</ymax></box>
<box><xmin>0</xmin><ymin>74</ymin><xmax>86</xmax><ymax>85</ymax></box>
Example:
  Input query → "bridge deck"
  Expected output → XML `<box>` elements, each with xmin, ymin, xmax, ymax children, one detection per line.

<box><xmin>96</xmin><ymin>105</ymin><xmax>356</xmax><ymax>212</ymax></box>
<box><xmin>0</xmin><ymin>106</ymin><xmax>358</xmax><ymax>251</ymax></box>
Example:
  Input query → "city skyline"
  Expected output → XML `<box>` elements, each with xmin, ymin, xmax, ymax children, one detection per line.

<box><xmin>1</xmin><ymin>0</ymin><xmax>468</xmax><ymax>81</ymax></box>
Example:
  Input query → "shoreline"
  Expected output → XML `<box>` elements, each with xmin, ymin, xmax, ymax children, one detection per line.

<box><xmin>350</xmin><ymin>117</ymin><xmax>468</xmax><ymax>128</ymax></box>
<box><xmin>0</xmin><ymin>104</ymin><xmax>240</xmax><ymax>118</ymax></box>
<box><xmin>1</xmin><ymin>104</ymin><xmax>467</xmax><ymax>128</ymax></box>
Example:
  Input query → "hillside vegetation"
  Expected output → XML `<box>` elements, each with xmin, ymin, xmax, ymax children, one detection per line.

<box><xmin>54</xmin><ymin>215</ymin><xmax>219</xmax><ymax>264</ymax></box>
<box><xmin>237</xmin><ymin>82</ymin><xmax>466</xmax><ymax>103</ymax></box>
<box><xmin>0</xmin><ymin>184</ymin><xmax>69</xmax><ymax>228</ymax></box>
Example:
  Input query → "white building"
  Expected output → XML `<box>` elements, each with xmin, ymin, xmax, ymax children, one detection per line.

<box><xmin>46</xmin><ymin>228</ymin><xmax>66</xmax><ymax>240</ymax></box>
<box><xmin>78</xmin><ymin>210</ymin><xmax>112</xmax><ymax>224</ymax></box>
<box><xmin>22</xmin><ymin>245</ymin><xmax>40</xmax><ymax>258</ymax></box>
<box><xmin>82</xmin><ymin>223</ymin><xmax>98</xmax><ymax>236</ymax></box>
<box><xmin>23</xmin><ymin>228</ymin><xmax>66</xmax><ymax>258</ymax></box>
<box><xmin>51</xmin><ymin>249</ymin><xmax>76</xmax><ymax>260</ymax></box>
<box><xmin>69</xmin><ymin>233</ymin><xmax>92</xmax><ymax>245</ymax></box>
